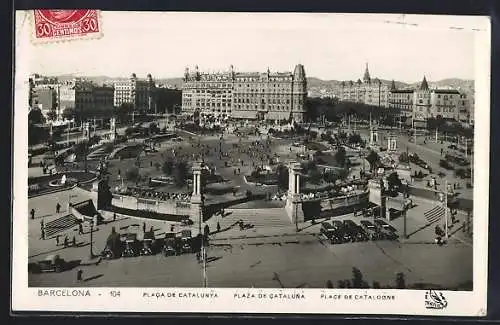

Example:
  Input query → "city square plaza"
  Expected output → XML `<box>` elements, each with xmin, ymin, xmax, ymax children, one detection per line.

<box><xmin>27</xmin><ymin>120</ymin><xmax>473</xmax><ymax>289</ymax></box>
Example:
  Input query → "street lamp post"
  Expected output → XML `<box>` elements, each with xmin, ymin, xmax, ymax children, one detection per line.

<box><xmin>444</xmin><ymin>179</ymin><xmax>449</xmax><ymax>240</ymax></box>
<box><xmin>89</xmin><ymin>220</ymin><xmax>95</xmax><ymax>259</ymax></box>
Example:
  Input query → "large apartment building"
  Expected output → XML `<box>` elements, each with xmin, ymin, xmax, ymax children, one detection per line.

<box><xmin>340</xmin><ymin>64</ymin><xmax>390</xmax><ymax>108</ymax></box>
<box><xmin>113</xmin><ymin>73</ymin><xmax>156</xmax><ymax>113</ymax></box>
<box><xmin>181</xmin><ymin>64</ymin><xmax>307</xmax><ymax>122</ymax></box>
<box><xmin>389</xmin><ymin>76</ymin><xmax>474</xmax><ymax>126</ymax></box>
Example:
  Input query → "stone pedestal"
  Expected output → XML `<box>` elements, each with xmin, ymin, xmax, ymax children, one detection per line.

<box><xmin>285</xmin><ymin>195</ymin><xmax>304</xmax><ymax>224</ymax></box>
<box><xmin>190</xmin><ymin>162</ymin><xmax>204</xmax><ymax>231</ymax></box>
<box><xmin>370</xmin><ymin>127</ymin><xmax>378</xmax><ymax>146</ymax></box>
<box><xmin>190</xmin><ymin>195</ymin><xmax>203</xmax><ymax>231</ymax></box>
<box><xmin>83</xmin><ymin>122</ymin><xmax>90</xmax><ymax>141</ymax></box>
<box><xmin>110</xmin><ymin>117</ymin><xmax>116</xmax><ymax>141</ymax></box>
<box><xmin>387</xmin><ymin>134</ymin><xmax>397</xmax><ymax>151</ymax></box>
<box><xmin>286</xmin><ymin>162</ymin><xmax>304</xmax><ymax>223</ymax></box>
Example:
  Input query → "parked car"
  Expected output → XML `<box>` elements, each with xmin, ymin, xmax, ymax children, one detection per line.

<box><xmin>122</xmin><ymin>233</ymin><xmax>141</xmax><ymax>258</ymax></box>
<box><xmin>140</xmin><ymin>238</ymin><xmax>155</xmax><ymax>256</ymax></box>
<box><xmin>162</xmin><ymin>233</ymin><xmax>177</xmax><ymax>257</ymax></box>
<box><xmin>374</xmin><ymin>219</ymin><xmax>397</xmax><ymax>233</ymax></box>
<box><xmin>29</xmin><ymin>255</ymin><xmax>67</xmax><ymax>273</ymax></box>
<box><xmin>320</xmin><ymin>222</ymin><xmax>336</xmax><ymax>239</ymax></box>
<box><xmin>179</xmin><ymin>230</ymin><xmax>193</xmax><ymax>254</ymax></box>
<box><xmin>360</xmin><ymin>220</ymin><xmax>381</xmax><ymax>240</ymax></box>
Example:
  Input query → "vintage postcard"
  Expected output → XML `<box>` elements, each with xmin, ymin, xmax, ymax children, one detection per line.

<box><xmin>12</xmin><ymin>11</ymin><xmax>490</xmax><ymax>316</ymax></box>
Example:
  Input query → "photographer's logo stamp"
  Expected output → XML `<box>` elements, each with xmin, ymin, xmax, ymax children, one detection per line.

<box><xmin>32</xmin><ymin>10</ymin><xmax>101</xmax><ymax>43</ymax></box>
<box><xmin>425</xmin><ymin>290</ymin><xmax>448</xmax><ymax>310</ymax></box>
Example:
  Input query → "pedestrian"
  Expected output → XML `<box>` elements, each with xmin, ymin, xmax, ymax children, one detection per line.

<box><xmin>170</xmin><ymin>224</ymin><xmax>174</xmax><ymax>232</ymax></box>
<box><xmin>30</xmin><ymin>208</ymin><xmax>35</xmax><ymax>220</ymax></box>
<box><xmin>56</xmin><ymin>203</ymin><xmax>61</xmax><ymax>214</ymax></box>
<box><xmin>113</xmin><ymin>213</ymin><xmax>116</xmax><ymax>222</ymax></box>
<box><xmin>217</xmin><ymin>221</ymin><xmax>221</xmax><ymax>233</ymax></box>
<box><xmin>78</xmin><ymin>223</ymin><xmax>83</xmax><ymax>235</ymax></box>
<box><xmin>56</xmin><ymin>235</ymin><xmax>60</xmax><ymax>246</ymax></box>
<box><xmin>143</xmin><ymin>222</ymin><xmax>146</xmax><ymax>233</ymax></box>
<box><xmin>77</xmin><ymin>269</ymin><xmax>83</xmax><ymax>282</ymax></box>
<box><xmin>72</xmin><ymin>236</ymin><xmax>77</xmax><ymax>247</ymax></box>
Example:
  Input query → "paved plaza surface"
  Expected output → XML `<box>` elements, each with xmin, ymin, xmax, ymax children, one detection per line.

<box><xmin>28</xmin><ymin>188</ymin><xmax>472</xmax><ymax>289</ymax></box>
<box><xmin>27</xmin><ymin>126</ymin><xmax>473</xmax><ymax>289</ymax></box>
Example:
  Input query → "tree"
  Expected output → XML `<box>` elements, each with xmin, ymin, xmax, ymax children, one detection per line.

<box><xmin>73</xmin><ymin>141</ymin><xmax>89</xmax><ymax>161</ymax></box>
<box><xmin>114</xmin><ymin>103</ymin><xmax>134</xmax><ymax>123</ymax></box>
<box><xmin>46</xmin><ymin>110</ymin><xmax>57</xmax><ymax>121</ymax></box>
<box><xmin>366</xmin><ymin>150</ymin><xmax>380</xmax><ymax>171</ymax></box>
<box><xmin>395</xmin><ymin>272</ymin><xmax>406</xmax><ymax>289</ymax></box>
<box><xmin>348</xmin><ymin>133</ymin><xmax>362</xmax><ymax>145</ymax></box>
<box><xmin>28</xmin><ymin>109</ymin><xmax>45</xmax><ymax>125</ymax></box>
<box><xmin>62</xmin><ymin>107</ymin><xmax>76</xmax><ymax>120</ymax></box>
<box><xmin>386</xmin><ymin>172</ymin><xmax>402</xmax><ymax>193</ymax></box>
<box><xmin>308</xmin><ymin>168</ymin><xmax>323</xmax><ymax>185</ymax></box>
<box><xmin>149</xmin><ymin>122</ymin><xmax>160</xmax><ymax>135</ymax></box>
<box><xmin>334</xmin><ymin>146</ymin><xmax>347</xmax><ymax>167</ymax></box>
<box><xmin>398</xmin><ymin>152</ymin><xmax>409</xmax><ymax>163</ymax></box>
<box><xmin>326</xmin><ymin>280</ymin><xmax>334</xmax><ymax>288</ymax></box>
<box><xmin>102</xmin><ymin>142</ymin><xmax>114</xmax><ymax>153</ymax></box>
<box><xmin>173</xmin><ymin>161</ymin><xmax>188</xmax><ymax>187</ymax></box>
<box><xmin>125</xmin><ymin>127</ymin><xmax>137</xmax><ymax>138</ymax></box>
<box><xmin>125</xmin><ymin>167</ymin><xmax>140</xmax><ymax>182</ymax></box>
<box><xmin>162</xmin><ymin>159</ymin><xmax>174</xmax><ymax>175</ymax></box>
<box><xmin>28</xmin><ymin>123</ymin><xmax>49</xmax><ymax>146</ymax></box>
<box><xmin>276</xmin><ymin>164</ymin><xmax>289</xmax><ymax>190</ymax></box>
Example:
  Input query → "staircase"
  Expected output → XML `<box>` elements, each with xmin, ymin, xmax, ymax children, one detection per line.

<box><xmin>87</xmin><ymin>146</ymin><xmax>109</xmax><ymax>161</ymax></box>
<box><xmin>424</xmin><ymin>206</ymin><xmax>445</xmax><ymax>224</ymax></box>
<box><xmin>44</xmin><ymin>214</ymin><xmax>79</xmax><ymax>237</ymax></box>
<box><xmin>219</xmin><ymin>208</ymin><xmax>291</xmax><ymax>229</ymax></box>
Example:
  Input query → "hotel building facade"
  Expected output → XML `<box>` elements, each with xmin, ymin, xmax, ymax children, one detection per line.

<box><xmin>113</xmin><ymin>73</ymin><xmax>156</xmax><ymax>113</ymax></box>
<box><xmin>340</xmin><ymin>64</ymin><xmax>391</xmax><ymax>108</ymax></box>
<box><xmin>390</xmin><ymin>76</ymin><xmax>472</xmax><ymax>125</ymax></box>
<box><xmin>181</xmin><ymin>64</ymin><xmax>307</xmax><ymax>122</ymax></box>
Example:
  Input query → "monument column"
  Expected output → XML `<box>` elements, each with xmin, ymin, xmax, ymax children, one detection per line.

<box><xmin>286</xmin><ymin>162</ymin><xmax>304</xmax><ymax>224</ymax></box>
<box><xmin>370</xmin><ymin>126</ymin><xmax>378</xmax><ymax>146</ymax></box>
<box><xmin>110</xmin><ymin>117</ymin><xmax>116</xmax><ymax>141</ymax></box>
<box><xmin>190</xmin><ymin>162</ymin><xmax>203</xmax><ymax>234</ymax></box>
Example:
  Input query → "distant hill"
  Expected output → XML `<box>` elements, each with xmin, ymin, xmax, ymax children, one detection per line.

<box><xmin>50</xmin><ymin>74</ymin><xmax>473</xmax><ymax>93</ymax></box>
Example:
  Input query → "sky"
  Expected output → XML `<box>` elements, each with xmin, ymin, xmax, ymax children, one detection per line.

<box><xmin>17</xmin><ymin>12</ymin><xmax>488</xmax><ymax>83</ymax></box>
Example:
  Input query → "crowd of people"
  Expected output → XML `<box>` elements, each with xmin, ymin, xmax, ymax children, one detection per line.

<box><xmin>115</xmin><ymin>188</ymin><xmax>193</xmax><ymax>202</ymax></box>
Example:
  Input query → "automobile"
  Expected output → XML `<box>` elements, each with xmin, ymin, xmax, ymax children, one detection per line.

<box><xmin>448</xmin><ymin>144</ymin><xmax>458</xmax><ymax>150</ymax></box>
<box><xmin>354</xmin><ymin>225</ymin><xmax>370</xmax><ymax>241</ymax></box>
<box><xmin>331</xmin><ymin>220</ymin><xmax>343</xmax><ymax>230</ymax></box>
<box><xmin>374</xmin><ymin>219</ymin><xmax>397</xmax><ymax>233</ymax></box>
<box><xmin>388</xmin><ymin>208</ymin><xmax>401</xmax><ymax>220</ymax></box>
<box><xmin>162</xmin><ymin>233</ymin><xmax>177</xmax><ymax>257</ymax></box>
<box><xmin>172</xmin><ymin>137</ymin><xmax>183</xmax><ymax>142</ymax></box>
<box><xmin>342</xmin><ymin>220</ymin><xmax>359</xmax><ymax>242</ymax></box>
<box><xmin>122</xmin><ymin>233</ymin><xmax>141</xmax><ymax>258</ymax></box>
<box><xmin>29</xmin><ymin>255</ymin><xmax>67</xmax><ymax>273</ymax></box>
<box><xmin>439</xmin><ymin>159</ymin><xmax>455</xmax><ymax>170</ymax></box>
<box><xmin>179</xmin><ymin>230</ymin><xmax>193</xmax><ymax>254</ymax></box>
<box><xmin>181</xmin><ymin>218</ymin><xmax>194</xmax><ymax>226</ymax></box>
<box><xmin>360</xmin><ymin>220</ymin><xmax>381</xmax><ymax>240</ymax></box>
<box><xmin>379</xmin><ymin>228</ymin><xmax>399</xmax><ymax>241</ymax></box>
<box><xmin>320</xmin><ymin>222</ymin><xmax>337</xmax><ymax>239</ymax></box>
<box><xmin>140</xmin><ymin>234</ymin><xmax>155</xmax><ymax>256</ymax></box>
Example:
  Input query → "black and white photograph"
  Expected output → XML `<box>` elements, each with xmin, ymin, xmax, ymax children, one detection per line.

<box><xmin>12</xmin><ymin>11</ymin><xmax>490</xmax><ymax>315</ymax></box>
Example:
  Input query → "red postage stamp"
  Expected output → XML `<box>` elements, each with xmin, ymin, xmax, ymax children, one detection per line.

<box><xmin>32</xmin><ymin>10</ymin><xmax>102</xmax><ymax>42</ymax></box>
